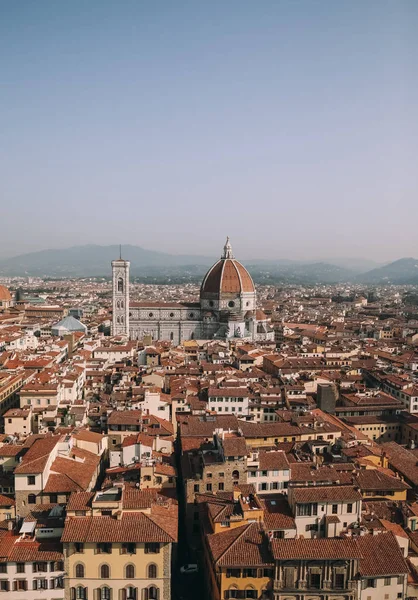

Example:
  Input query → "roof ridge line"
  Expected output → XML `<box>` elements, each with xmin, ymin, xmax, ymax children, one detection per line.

<box><xmin>215</xmin><ymin>522</ymin><xmax>253</xmax><ymax>565</ymax></box>
<box><xmin>145</xmin><ymin>511</ymin><xmax>176</xmax><ymax>542</ymax></box>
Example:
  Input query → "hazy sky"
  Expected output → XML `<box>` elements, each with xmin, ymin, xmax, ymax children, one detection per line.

<box><xmin>1</xmin><ymin>1</ymin><xmax>417</xmax><ymax>262</ymax></box>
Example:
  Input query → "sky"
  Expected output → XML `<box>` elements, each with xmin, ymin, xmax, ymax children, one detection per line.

<box><xmin>0</xmin><ymin>1</ymin><xmax>417</xmax><ymax>262</ymax></box>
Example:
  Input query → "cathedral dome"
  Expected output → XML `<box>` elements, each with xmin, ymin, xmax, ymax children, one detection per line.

<box><xmin>200</xmin><ymin>238</ymin><xmax>256</xmax><ymax>312</ymax></box>
<box><xmin>0</xmin><ymin>285</ymin><xmax>12</xmax><ymax>302</ymax></box>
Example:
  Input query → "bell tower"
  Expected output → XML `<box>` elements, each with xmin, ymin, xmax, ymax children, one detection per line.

<box><xmin>112</xmin><ymin>247</ymin><xmax>130</xmax><ymax>337</ymax></box>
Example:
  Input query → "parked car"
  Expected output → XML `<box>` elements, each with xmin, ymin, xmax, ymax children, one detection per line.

<box><xmin>180</xmin><ymin>564</ymin><xmax>198</xmax><ymax>574</ymax></box>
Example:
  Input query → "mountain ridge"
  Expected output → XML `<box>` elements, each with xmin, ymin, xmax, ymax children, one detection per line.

<box><xmin>0</xmin><ymin>244</ymin><xmax>416</xmax><ymax>284</ymax></box>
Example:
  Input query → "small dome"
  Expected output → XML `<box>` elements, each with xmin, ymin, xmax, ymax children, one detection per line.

<box><xmin>0</xmin><ymin>285</ymin><xmax>12</xmax><ymax>302</ymax></box>
<box><xmin>201</xmin><ymin>238</ymin><xmax>255</xmax><ymax>296</ymax></box>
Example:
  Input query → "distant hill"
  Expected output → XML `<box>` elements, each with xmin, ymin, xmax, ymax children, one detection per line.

<box><xmin>0</xmin><ymin>244</ymin><xmax>414</xmax><ymax>285</ymax></box>
<box><xmin>0</xmin><ymin>245</ymin><xmax>216</xmax><ymax>277</ymax></box>
<box><xmin>0</xmin><ymin>244</ymin><xmax>357</xmax><ymax>283</ymax></box>
<box><xmin>356</xmin><ymin>258</ymin><xmax>418</xmax><ymax>284</ymax></box>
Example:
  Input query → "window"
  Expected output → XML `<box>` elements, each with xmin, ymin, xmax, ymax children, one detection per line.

<box><xmin>145</xmin><ymin>543</ymin><xmax>160</xmax><ymax>554</ymax></box>
<box><xmin>27</xmin><ymin>476</ymin><xmax>36</xmax><ymax>485</ymax></box>
<box><xmin>148</xmin><ymin>587</ymin><xmax>159</xmax><ymax>600</ymax></box>
<box><xmin>0</xmin><ymin>565</ymin><xmax>6</xmax><ymax>574</ymax></box>
<box><xmin>206</xmin><ymin>483</ymin><xmax>212</xmax><ymax>492</ymax></box>
<box><xmin>100</xmin><ymin>564</ymin><xmax>110</xmax><ymax>579</ymax></box>
<box><xmin>243</xmin><ymin>569</ymin><xmax>257</xmax><ymax>578</ymax></box>
<box><xmin>49</xmin><ymin>494</ymin><xmax>58</xmax><ymax>504</ymax></box>
<box><xmin>226</xmin><ymin>569</ymin><xmax>241</xmax><ymax>578</ymax></box>
<box><xmin>384</xmin><ymin>577</ymin><xmax>391</xmax><ymax>586</ymax></box>
<box><xmin>397</xmin><ymin>576</ymin><xmax>403</xmax><ymax>585</ymax></box>
<box><xmin>332</xmin><ymin>504</ymin><xmax>338</xmax><ymax>514</ymax></box>
<box><xmin>335</xmin><ymin>573</ymin><xmax>345</xmax><ymax>589</ymax></box>
<box><xmin>125</xmin><ymin>564</ymin><xmax>135</xmax><ymax>579</ymax></box>
<box><xmin>75</xmin><ymin>564</ymin><xmax>85</xmax><ymax>578</ymax></box>
<box><xmin>16</xmin><ymin>563</ymin><xmax>25</xmax><ymax>573</ymax></box>
<box><xmin>101</xmin><ymin>586</ymin><xmax>111</xmax><ymax>600</ymax></box>
<box><xmin>75</xmin><ymin>542</ymin><xmax>84</xmax><ymax>553</ymax></box>
<box><xmin>0</xmin><ymin>581</ymin><xmax>9</xmax><ymax>591</ymax></box>
<box><xmin>310</xmin><ymin>573</ymin><xmax>321</xmax><ymax>589</ymax></box>
<box><xmin>33</xmin><ymin>562</ymin><xmax>47</xmax><ymax>572</ymax></box>
<box><xmin>219</xmin><ymin>472</ymin><xmax>225</xmax><ymax>478</ymax></box>
<box><xmin>245</xmin><ymin>590</ymin><xmax>257</xmax><ymax>599</ymax></box>
<box><xmin>194</xmin><ymin>484</ymin><xmax>200</xmax><ymax>493</ymax></box>
<box><xmin>122</xmin><ymin>543</ymin><xmax>136</xmax><ymax>555</ymax></box>
<box><xmin>347</xmin><ymin>503</ymin><xmax>353</xmax><ymax>513</ymax></box>
<box><xmin>367</xmin><ymin>579</ymin><xmax>376</xmax><ymax>588</ymax></box>
<box><xmin>97</xmin><ymin>543</ymin><xmax>112</xmax><ymax>554</ymax></box>
<box><xmin>118</xmin><ymin>278</ymin><xmax>124</xmax><ymax>292</ymax></box>
<box><xmin>14</xmin><ymin>580</ymin><xmax>27</xmax><ymax>591</ymax></box>
<box><xmin>148</xmin><ymin>564</ymin><xmax>157</xmax><ymax>578</ymax></box>
<box><xmin>218</xmin><ymin>482</ymin><xmax>224</xmax><ymax>491</ymax></box>
<box><xmin>232</xmin><ymin>470</ymin><xmax>239</xmax><ymax>480</ymax></box>
<box><xmin>297</xmin><ymin>503</ymin><xmax>317</xmax><ymax>516</ymax></box>
<box><xmin>126</xmin><ymin>586</ymin><xmax>137</xmax><ymax>600</ymax></box>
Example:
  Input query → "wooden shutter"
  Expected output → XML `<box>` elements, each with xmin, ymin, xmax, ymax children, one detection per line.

<box><xmin>85</xmin><ymin>587</ymin><xmax>88</xmax><ymax>600</ymax></box>
<box><xmin>71</xmin><ymin>587</ymin><xmax>76</xmax><ymax>600</ymax></box>
<box><xmin>119</xmin><ymin>589</ymin><xmax>127</xmax><ymax>600</ymax></box>
<box><xmin>93</xmin><ymin>589</ymin><xmax>100</xmax><ymax>600</ymax></box>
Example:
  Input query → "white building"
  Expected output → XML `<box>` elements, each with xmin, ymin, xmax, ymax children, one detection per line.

<box><xmin>112</xmin><ymin>238</ymin><xmax>274</xmax><ymax>344</ymax></box>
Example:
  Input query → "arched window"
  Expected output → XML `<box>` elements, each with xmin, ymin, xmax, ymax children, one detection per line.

<box><xmin>101</xmin><ymin>587</ymin><xmax>111</xmax><ymax>600</ymax></box>
<box><xmin>228</xmin><ymin>587</ymin><xmax>238</xmax><ymax>599</ymax></box>
<box><xmin>76</xmin><ymin>587</ymin><xmax>86</xmax><ymax>600</ymax></box>
<box><xmin>100</xmin><ymin>564</ymin><xmax>110</xmax><ymax>579</ymax></box>
<box><xmin>75</xmin><ymin>563</ymin><xmax>85</xmax><ymax>578</ymax></box>
<box><xmin>118</xmin><ymin>278</ymin><xmax>124</xmax><ymax>293</ymax></box>
<box><xmin>117</xmin><ymin>316</ymin><xmax>120</xmax><ymax>324</ymax></box>
<box><xmin>120</xmin><ymin>300</ymin><xmax>124</xmax><ymax>308</ymax></box>
<box><xmin>232</xmin><ymin>470</ymin><xmax>240</xmax><ymax>480</ymax></box>
<box><xmin>147</xmin><ymin>564</ymin><xmax>157</xmax><ymax>578</ymax></box>
<box><xmin>126</xmin><ymin>587</ymin><xmax>136</xmax><ymax>600</ymax></box>
<box><xmin>116</xmin><ymin>300</ymin><xmax>120</xmax><ymax>309</ymax></box>
<box><xmin>148</xmin><ymin>587</ymin><xmax>159</xmax><ymax>600</ymax></box>
<box><xmin>28</xmin><ymin>494</ymin><xmax>36</xmax><ymax>504</ymax></box>
<box><xmin>244</xmin><ymin>588</ymin><xmax>257</xmax><ymax>599</ymax></box>
<box><xmin>120</xmin><ymin>315</ymin><xmax>124</xmax><ymax>324</ymax></box>
<box><xmin>125</xmin><ymin>564</ymin><xmax>135</xmax><ymax>579</ymax></box>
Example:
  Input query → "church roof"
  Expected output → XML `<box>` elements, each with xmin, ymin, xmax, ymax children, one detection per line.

<box><xmin>201</xmin><ymin>238</ymin><xmax>255</xmax><ymax>296</ymax></box>
<box><xmin>0</xmin><ymin>285</ymin><xmax>12</xmax><ymax>301</ymax></box>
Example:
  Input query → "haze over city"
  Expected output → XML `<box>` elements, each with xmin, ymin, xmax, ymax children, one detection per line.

<box><xmin>1</xmin><ymin>0</ymin><xmax>418</xmax><ymax>261</ymax></box>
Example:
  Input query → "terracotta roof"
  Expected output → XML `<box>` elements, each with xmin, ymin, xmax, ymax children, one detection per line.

<box><xmin>291</xmin><ymin>485</ymin><xmax>362</xmax><ymax>504</ymax></box>
<box><xmin>357</xmin><ymin>532</ymin><xmax>408</xmax><ymax>576</ymax></box>
<box><xmin>354</xmin><ymin>469</ymin><xmax>410</xmax><ymax>492</ymax></box>
<box><xmin>201</xmin><ymin>258</ymin><xmax>255</xmax><ymax>295</ymax></box>
<box><xmin>0</xmin><ymin>286</ymin><xmax>12</xmax><ymax>302</ymax></box>
<box><xmin>258</xmin><ymin>451</ymin><xmax>290</xmax><ymax>471</ymax></box>
<box><xmin>14</xmin><ymin>436</ymin><xmax>61</xmax><ymax>475</ymax></box>
<box><xmin>61</xmin><ymin>512</ymin><xmax>176</xmax><ymax>543</ymax></box>
<box><xmin>271</xmin><ymin>537</ymin><xmax>362</xmax><ymax>560</ymax></box>
<box><xmin>222</xmin><ymin>437</ymin><xmax>248</xmax><ymax>457</ymax></box>
<box><xmin>66</xmin><ymin>492</ymin><xmax>95</xmax><ymax>512</ymax></box>
<box><xmin>260</xmin><ymin>495</ymin><xmax>295</xmax><ymax>531</ymax></box>
<box><xmin>207</xmin><ymin>522</ymin><xmax>272</xmax><ymax>567</ymax></box>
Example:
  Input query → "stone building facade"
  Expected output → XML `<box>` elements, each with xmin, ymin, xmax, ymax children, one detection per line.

<box><xmin>112</xmin><ymin>238</ymin><xmax>274</xmax><ymax>343</ymax></box>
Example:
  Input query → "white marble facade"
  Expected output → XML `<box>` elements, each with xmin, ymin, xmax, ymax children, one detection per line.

<box><xmin>111</xmin><ymin>239</ymin><xmax>274</xmax><ymax>343</ymax></box>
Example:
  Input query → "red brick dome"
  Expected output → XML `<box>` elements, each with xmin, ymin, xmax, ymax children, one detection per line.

<box><xmin>0</xmin><ymin>285</ymin><xmax>11</xmax><ymax>302</ymax></box>
<box><xmin>200</xmin><ymin>238</ymin><xmax>255</xmax><ymax>298</ymax></box>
